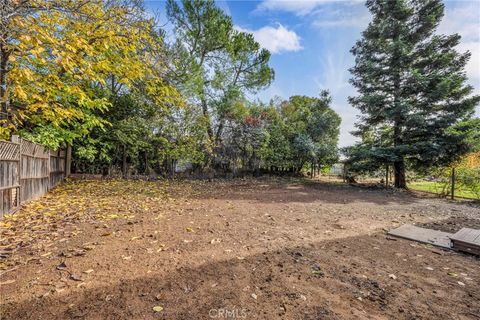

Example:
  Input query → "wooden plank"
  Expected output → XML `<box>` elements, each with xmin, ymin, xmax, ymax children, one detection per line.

<box><xmin>388</xmin><ymin>224</ymin><xmax>453</xmax><ymax>248</ymax></box>
<box><xmin>0</xmin><ymin>185</ymin><xmax>20</xmax><ymax>191</ymax></box>
<box><xmin>451</xmin><ymin>228</ymin><xmax>480</xmax><ymax>255</ymax></box>
<box><xmin>451</xmin><ymin>228</ymin><xmax>480</xmax><ymax>244</ymax></box>
<box><xmin>0</xmin><ymin>190</ymin><xmax>3</xmax><ymax>217</ymax></box>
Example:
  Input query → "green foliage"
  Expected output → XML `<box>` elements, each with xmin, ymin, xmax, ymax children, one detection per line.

<box><xmin>278</xmin><ymin>92</ymin><xmax>341</xmax><ymax>170</ymax></box>
<box><xmin>166</xmin><ymin>0</ymin><xmax>274</xmax><ymax>154</ymax></box>
<box><xmin>2</xmin><ymin>0</ymin><xmax>341</xmax><ymax>177</ymax></box>
<box><xmin>201</xmin><ymin>92</ymin><xmax>340</xmax><ymax>174</ymax></box>
<box><xmin>456</xmin><ymin>167</ymin><xmax>480</xmax><ymax>199</ymax></box>
<box><xmin>408</xmin><ymin>167</ymin><xmax>480</xmax><ymax>200</ymax></box>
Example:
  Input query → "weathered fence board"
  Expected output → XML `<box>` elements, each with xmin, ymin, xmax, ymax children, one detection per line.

<box><xmin>0</xmin><ymin>139</ymin><xmax>20</xmax><ymax>216</ymax></box>
<box><xmin>0</xmin><ymin>136</ymin><xmax>69</xmax><ymax>217</ymax></box>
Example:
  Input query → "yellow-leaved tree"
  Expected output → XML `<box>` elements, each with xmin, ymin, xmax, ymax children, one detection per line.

<box><xmin>0</xmin><ymin>0</ymin><xmax>181</xmax><ymax>148</ymax></box>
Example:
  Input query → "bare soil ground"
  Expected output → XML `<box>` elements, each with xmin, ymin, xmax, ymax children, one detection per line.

<box><xmin>1</xmin><ymin>178</ymin><xmax>479</xmax><ymax>320</ymax></box>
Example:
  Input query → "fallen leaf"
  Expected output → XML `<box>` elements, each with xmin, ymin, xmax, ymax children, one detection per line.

<box><xmin>251</xmin><ymin>293</ymin><xmax>257</xmax><ymax>300</ymax></box>
<box><xmin>186</xmin><ymin>227</ymin><xmax>194</xmax><ymax>233</ymax></box>
<box><xmin>388</xmin><ymin>274</ymin><xmax>397</xmax><ymax>280</ymax></box>
<box><xmin>457</xmin><ymin>281</ymin><xmax>465</xmax><ymax>286</ymax></box>
<box><xmin>83</xmin><ymin>269</ymin><xmax>94</xmax><ymax>274</ymax></box>
<box><xmin>153</xmin><ymin>306</ymin><xmax>164</xmax><ymax>312</ymax></box>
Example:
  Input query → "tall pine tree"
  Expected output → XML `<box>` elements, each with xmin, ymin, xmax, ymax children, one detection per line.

<box><xmin>349</xmin><ymin>0</ymin><xmax>479</xmax><ymax>188</ymax></box>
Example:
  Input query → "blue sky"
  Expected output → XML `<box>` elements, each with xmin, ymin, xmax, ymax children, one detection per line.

<box><xmin>146</xmin><ymin>0</ymin><xmax>480</xmax><ymax>148</ymax></box>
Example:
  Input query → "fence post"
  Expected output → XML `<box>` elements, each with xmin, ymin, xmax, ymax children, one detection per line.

<box><xmin>65</xmin><ymin>145</ymin><xmax>72</xmax><ymax>177</ymax></box>
<box><xmin>12</xmin><ymin>135</ymin><xmax>20</xmax><ymax>204</ymax></box>
<box><xmin>451</xmin><ymin>167</ymin><xmax>455</xmax><ymax>200</ymax></box>
<box><xmin>385</xmin><ymin>164</ymin><xmax>389</xmax><ymax>187</ymax></box>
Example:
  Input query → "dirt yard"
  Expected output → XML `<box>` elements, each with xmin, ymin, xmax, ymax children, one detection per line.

<box><xmin>0</xmin><ymin>178</ymin><xmax>479</xmax><ymax>320</ymax></box>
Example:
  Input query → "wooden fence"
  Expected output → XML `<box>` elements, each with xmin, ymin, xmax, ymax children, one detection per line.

<box><xmin>0</xmin><ymin>136</ymin><xmax>70</xmax><ymax>217</ymax></box>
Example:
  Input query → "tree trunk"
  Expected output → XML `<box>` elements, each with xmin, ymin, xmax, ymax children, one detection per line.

<box><xmin>65</xmin><ymin>145</ymin><xmax>72</xmax><ymax>176</ymax></box>
<box><xmin>122</xmin><ymin>145</ymin><xmax>127</xmax><ymax>178</ymax></box>
<box><xmin>0</xmin><ymin>47</ymin><xmax>10</xmax><ymax>127</ymax></box>
<box><xmin>385</xmin><ymin>164</ymin><xmax>389</xmax><ymax>187</ymax></box>
<box><xmin>201</xmin><ymin>97</ymin><xmax>213</xmax><ymax>142</ymax></box>
<box><xmin>391</xmin><ymin>24</ymin><xmax>406</xmax><ymax>189</ymax></box>
<box><xmin>144</xmin><ymin>151</ymin><xmax>149</xmax><ymax>175</ymax></box>
<box><xmin>394</xmin><ymin>158</ymin><xmax>406</xmax><ymax>188</ymax></box>
<box><xmin>393</xmin><ymin>119</ymin><xmax>406</xmax><ymax>188</ymax></box>
<box><xmin>214</xmin><ymin>118</ymin><xmax>224</xmax><ymax>146</ymax></box>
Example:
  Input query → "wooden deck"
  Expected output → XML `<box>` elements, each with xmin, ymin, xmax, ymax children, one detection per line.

<box><xmin>451</xmin><ymin>228</ymin><xmax>480</xmax><ymax>256</ymax></box>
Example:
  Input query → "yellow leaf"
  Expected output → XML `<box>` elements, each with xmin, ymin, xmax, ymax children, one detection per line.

<box><xmin>153</xmin><ymin>306</ymin><xmax>163</xmax><ymax>312</ymax></box>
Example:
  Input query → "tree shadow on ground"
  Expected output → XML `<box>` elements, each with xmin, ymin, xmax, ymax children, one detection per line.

<box><xmin>194</xmin><ymin>178</ymin><xmax>480</xmax><ymax>210</ymax></box>
<box><xmin>3</xmin><ymin>231</ymin><xmax>478</xmax><ymax>320</ymax></box>
<box><xmin>194</xmin><ymin>179</ymin><xmax>422</xmax><ymax>206</ymax></box>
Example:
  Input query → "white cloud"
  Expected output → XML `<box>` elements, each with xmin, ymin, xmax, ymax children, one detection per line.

<box><xmin>439</xmin><ymin>3</ymin><xmax>480</xmax><ymax>79</ymax></box>
<box><xmin>235</xmin><ymin>24</ymin><xmax>303</xmax><ymax>54</ymax></box>
<box><xmin>314</xmin><ymin>51</ymin><xmax>360</xmax><ymax>148</ymax></box>
<box><xmin>312</xmin><ymin>19</ymin><xmax>366</xmax><ymax>28</ymax></box>
<box><xmin>458</xmin><ymin>42</ymin><xmax>480</xmax><ymax>83</ymax></box>
<box><xmin>256</xmin><ymin>0</ymin><xmax>362</xmax><ymax>16</ymax></box>
<box><xmin>438</xmin><ymin>1</ymin><xmax>480</xmax><ymax>116</ymax></box>
<box><xmin>312</xmin><ymin>6</ymin><xmax>370</xmax><ymax>29</ymax></box>
<box><xmin>215</xmin><ymin>0</ymin><xmax>231</xmax><ymax>16</ymax></box>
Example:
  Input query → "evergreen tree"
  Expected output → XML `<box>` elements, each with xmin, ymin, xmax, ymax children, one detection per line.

<box><xmin>349</xmin><ymin>0</ymin><xmax>479</xmax><ymax>188</ymax></box>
